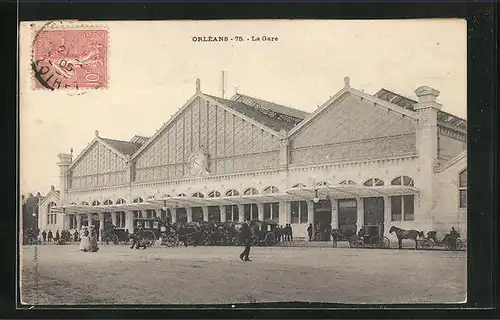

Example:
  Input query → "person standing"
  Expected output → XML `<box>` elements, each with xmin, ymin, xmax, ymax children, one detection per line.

<box><xmin>42</xmin><ymin>230</ymin><xmax>47</xmax><ymax>243</ymax></box>
<box><xmin>239</xmin><ymin>221</ymin><xmax>252</xmax><ymax>261</ymax></box>
<box><xmin>307</xmin><ymin>223</ymin><xmax>313</xmax><ymax>241</ymax></box>
<box><xmin>47</xmin><ymin>230</ymin><xmax>53</xmax><ymax>243</ymax></box>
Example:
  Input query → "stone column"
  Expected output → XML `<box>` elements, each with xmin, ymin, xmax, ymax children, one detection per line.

<box><xmin>307</xmin><ymin>200</ymin><xmax>314</xmax><ymax>224</ymax></box>
<box><xmin>125</xmin><ymin>211</ymin><xmax>134</xmax><ymax>232</ymax></box>
<box><xmin>186</xmin><ymin>207</ymin><xmax>193</xmax><ymax>223</ymax></box>
<box><xmin>383</xmin><ymin>196</ymin><xmax>391</xmax><ymax>236</ymax></box>
<box><xmin>171</xmin><ymin>208</ymin><xmax>177</xmax><ymax>223</ymax></box>
<box><xmin>76</xmin><ymin>214</ymin><xmax>82</xmax><ymax>230</ymax></box>
<box><xmin>202</xmin><ymin>206</ymin><xmax>209</xmax><ymax>221</ymax></box>
<box><xmin>286</xmin><ymin>201</ymin><xmax>292</xmax><ymax>224</ymax></box>
<box><xmin>219</xmin><ymin>205</ymin><xmax>226</xmax><ymax>222</ymax></box>
<box><xmin>99</xmin><ymin>212</ymin><xmax>104</xmax><ymax>230</ymax></box>
<box><xmin>237</xmin><ymin>204</ymin><xmax>244</xmax><ymax>222</ymax></box>
<box><xmin>278</xmin><ymin>201</ymin><xmax>286</xmax><ymax>225</ymax></box>
<box><xmin>111</xmin><ymin>212</ymin><xmax>117</xmax><ymax>227</ymax></box>
<box><xmin>330</xmin><ymin>198</ymin><xmax>338</xmax><ymax>229</ymax></box>
<box><xmin>356</xmin><ymin>197</ymin><xmax>364</xmax><ymax>231</ymax></box>
<box><xmin>257</xmin><ymin>203</ymin><xmax>264</xmax><ymax>221</ymax></box>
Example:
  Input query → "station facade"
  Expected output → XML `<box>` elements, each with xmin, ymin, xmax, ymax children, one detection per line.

<box><xmin>39</xmin><ymin>77</ymin><xmax>467</xmax><ymax>240</ymax></box>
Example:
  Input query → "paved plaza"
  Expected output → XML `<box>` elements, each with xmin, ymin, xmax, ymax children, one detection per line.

<box><xmin>20</xmin><ymin>244</ymin><xmax>466</xmax><ymax>305</ymax></box>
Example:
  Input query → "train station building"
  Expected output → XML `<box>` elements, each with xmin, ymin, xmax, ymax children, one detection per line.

<box><xmin>40</xmin><ymin>77</ymin><xmax>467</xmax><ymax>240</ymax></box>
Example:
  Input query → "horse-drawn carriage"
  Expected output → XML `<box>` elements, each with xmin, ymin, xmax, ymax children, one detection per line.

<box><xmin>419</xmin><ymin>230</ymin><xmax>463</xmax><ymax>251</ymax></box>
<box><xmin>250</xmin><ymin>220</ymin><xmax>277</xmax><ymax>246</ymax></box>
<box><xmin>133</xmin><ymin>217</ymin><xmax>161</xmax><ymax>246</ymax></box>
<box><xmin>347</xmin><ymin>224</ymin><xmax>390</xmax><ymax>249</ymax></box>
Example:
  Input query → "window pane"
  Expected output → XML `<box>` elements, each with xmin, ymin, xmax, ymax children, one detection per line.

<box><xmin>264</xmin><ymin>203</ymin><xmax>271</xmax><ymax>220</ymax></box>
<box><xmin>459</xmin><ymin>169</ymin><xmax>467</xmax><ymax>187</ymax></box>
<box><xmin>459</xmin><ymin>190</ymin><xmax>467</xmax><ymax>208</ymax></box>
<box><xmin>403</xmin><ymin>176</ymin><xmax>414</xmax><ymax>186</ymax></box>
<box><xmin>391</xmin><ymin>177</ymin><xmax>402</xmax><ymax>185</ymax></box>
<box><xmin>391</xmin><ymin>196</ymin><xmax>402</xmax><ymax>221</ymax></box>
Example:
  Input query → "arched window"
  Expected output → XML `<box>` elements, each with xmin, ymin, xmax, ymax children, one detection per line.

<box><xmin>226</xmin><ymin>189</ymin><xmax>240</xmax><ymax>196</ymax></box>
<box><xmin>70</xmin><ymin>202</ymin><xmax>77</xmax><ymax>205</ymax></box>
<box><xmin>208</xmin><ymin>191</ymin><xmax>221</xmax><ymax>198</ymax></box>
<box><xmin>364</xmin><ymin>178</ymin><xmax>384</xmax><ymax>187</ymax></box>
<box><xmin>91</xmin><ymin>200</ymin><xmax>100</xmax><ymax>206</ymax></box>
<box><xmin>391</xmin><ymin>176</ymin><xmax>414</xmax><ymax>187</ymax></box>
<box><xmin>177</xmin><ymin>193</ymin><xmax>187</xmax><ymax>197</ymax></box>
<box><xmin>244</xmin><ymin>188</ymin><xmax>259</xmax><ymax>195</ymax></box>
<box><xmin>103</xmin><ymin>199</ymin><xmax>113</xmax><ymax>205</ymax></box>
<box><xmin>132</xmin><ymin>197</ymin><xmax>144</xmax><ymax>203</ymax></box>
<box><xmin>147</xmin><ymin>195</ymin><xmax>156</xmax><ymax>200</ymax></box>
<box><xmin>47</xmin><ymin>202</ymin><xmax>57</xmax><ymax>213</ymax></box>
<box><xmin>459</xmin><ymin>169</ymin><xmax>467</xmax><ymax>208</ymax></box>
<box><xmin>116</xmin><ymin>198</ymin><xmax>126</xmax><ymax>204</ymax></box>
<box><xmin>263</xmin><ymin>186</ymin><xmax>279</xmax><ymax>194</ymax></box>
<box><xmin>192</xmin><ymin>192</ymin><xmax>204</xmax><ymax>198</ymax></box>
<box><xmin>316</xmin><ymin>181</ymin><xmax>329</xmax><ymax>187</ymax></box>
<box><xmin>81</xmin><ymin>201</ymin><xmax>89</xmax><ymax>206</ymax></box>
<box><xmin>339</xmin><ymin>180</ymin><xmax>357</xmax><ymax>185</ymax></box>
<box><xmin>292</xmin><ymin>183</ymin><xmax>306</xmax><ymax>188</ymax></box>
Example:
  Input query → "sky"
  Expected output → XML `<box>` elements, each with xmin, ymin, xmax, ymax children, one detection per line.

<box><xmin>19</xmin><ymin>19</ymin><xmax>467</xmax><ymax>195</ymax></box>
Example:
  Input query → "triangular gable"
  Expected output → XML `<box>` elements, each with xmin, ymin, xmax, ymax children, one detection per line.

<box><xmin>39</xmin><ymin>189</ymin><xmax>60</xmax><ymax>207</ymax></box>
<box><xmin>68</xmin><ymin>137</ymin><xmax>130</xmax><ymax>171</ymax></box>
<box><xmin>289</xmin><ymin>86</ymin><xmax>418</xmax><ymax>138</ymax></box>
<box><xmin>131</xmin><ymin>92</ymin><xmax>285</xmax><ymax>161</ymax></box>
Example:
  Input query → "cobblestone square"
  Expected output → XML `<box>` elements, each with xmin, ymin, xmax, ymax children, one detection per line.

<box><xmin>20</xmin><ymin>245</ymin><xmax>467</xmax><ymax>305</ymax></box>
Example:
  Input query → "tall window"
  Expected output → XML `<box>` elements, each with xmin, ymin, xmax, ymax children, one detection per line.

<box><xmin>243</xmin><ymin>204</ymin><xmax>258</xmax><ymax>221</ymax></box>
<box><xmin>264</xmin><ymin>202</ymin><xmax>279</xmax><ymax>221</ymax></box>
<box><xmin>291</xmin><ymin>201</ymin><xmax>308</xmax><ymax>224</ymax></box>
<box><xmin>391</xmin><ymin>176</ymin><xmax>415</xmax><ymax>221</ymax></box>
<box><xmin>117</xmin><ymin>212</ymin><xmax>126</xmax><ymax>228</ymax></box>
<box><xmin>225</xmin><ymin>205</ymin><xmax>239</xmax><ymax>221</ymax></box>
<box><xmin>69</xmin><ymin>215</ymin><xmax>77</xmax><ymax>229</ymax></box>
<box><xmin>459</xmin><ymin>169</ymin><xmax>467</xmax><ymax>208</ymax></box>
<box><xmin>47</xmin><ymin>202</ymin><xmax>57</xmax><ymax>225</ymax></box>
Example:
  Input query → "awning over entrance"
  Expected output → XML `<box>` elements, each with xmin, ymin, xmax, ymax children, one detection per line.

<box><xmin>53</xmin><ymin>185</ymin><xmax>419</xmax><ymax>214</ymax></box>
<box><xmin>286</xmin><ymin>185</ymin><xmax>419</xmax><ymax>200</ymax></box>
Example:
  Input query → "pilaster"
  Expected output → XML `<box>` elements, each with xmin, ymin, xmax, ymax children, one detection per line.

<box><xmin>171</xmin><ymin>208</ymin><xmax>177</xmax><ymax>223</ymax></box>
<box><xmin>237</xmin><ymin>204</ymin><xmax>244</xmax><ymax>222</ymax></box>
<box><xmin>219</xmin><ymin>206</ymin><xmax>226</xmax><ymax>222</ymax></box>
<box><xmin>279</xmin><ymin>201</ymin><xmax>286</xmax><ymax>224</ymax></box>
<box><xmin>202</xmin><ymin>206</ymin><xmax>209</xmax><ymax>221</ymax></box>
<box><xmin>356</xmin><ymin>197</ymin><xmax>364</xmax><ymax>231</ymax></box>
<box><xmin>257</xmin><ymin>203</ymin><xmax>264</xmax><ymax>221</ymax></box>
<box><xmin>186</xmin><ymin>207</ymin><xmax>193</xmax><ymax>222</ymax></box>
<box><xmin>307</xmin><ymin>200</ymin><xmax>314</xmax><ymax>224</ymax></box>
<box><xmin>330</xmin><ymin>198</ymin><xmax>338</xmax><ymax>229</ymax></box>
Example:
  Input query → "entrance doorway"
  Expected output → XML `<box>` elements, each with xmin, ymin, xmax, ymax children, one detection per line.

<box><xmin>314</xmin><ymin>199</ymin><xmax>331</xmax><ymax>241</ymax></box>
<box><xmin>363</xmin><ymin>197</ymin><xmax>385</xmax><ymax>235</ymax></box>
<box><xmin>338</xmin><ymin>199</ymin><xmax>357</xmax><ymax>237</ymax></box>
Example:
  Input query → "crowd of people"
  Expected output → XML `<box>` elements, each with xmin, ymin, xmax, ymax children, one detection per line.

<box><xmin>307</xmin><ymin>222</ymin><xmax>336</xmax><ymax>241</ymax></box>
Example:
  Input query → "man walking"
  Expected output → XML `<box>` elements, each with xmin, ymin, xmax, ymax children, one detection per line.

<box><xmin>307</xmin><ymin>223</ymin><xmax>313</xmax><ymax>241</ymax></box>
<box><xmin>239</xmin><ymin>220</ymin><xmax>252</xmax><ymax>261</ymax></box>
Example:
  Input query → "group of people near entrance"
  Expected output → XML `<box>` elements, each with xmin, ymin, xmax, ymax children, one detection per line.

<box><xmin>78</xmin><ymin>228</ymin><xmax>100</xmax><ymax>252</ymax></box>
<box><xmin>307</xmin><ymin>222</ymin><xmax>335</xmax><ymax>241</ymax></box>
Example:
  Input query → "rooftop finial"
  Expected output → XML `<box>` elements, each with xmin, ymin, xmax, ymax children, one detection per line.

<box><xmin>344</xmin><ymin>76</ymin><xmax>350</xmax><ymax>88</ymax></box>
<box><xmin>95</xmin><ymin>130</ymin><xmax>99</xmax><ymax>137</ymax></box>
<box><xmin>196</xmin><ymin>78</ymin><xmax>201</xmax><ymax>93</ymax></box>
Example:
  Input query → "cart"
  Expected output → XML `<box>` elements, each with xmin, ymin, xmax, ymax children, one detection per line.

<box><xmin>349</xmin><ymin>224</ymin><xmax>390</xmax><ymax>249</ymax></box>
<box><xmin>250</xmin><ymin>220</ymin><xmax>277</xmax><ymax>246</ymax></box>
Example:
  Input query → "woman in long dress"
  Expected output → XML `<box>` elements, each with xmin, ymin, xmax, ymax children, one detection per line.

<box><xmin>79</xmin><ymin>228</ymin><xmax>91</xmax><ymax>252</ymax></box>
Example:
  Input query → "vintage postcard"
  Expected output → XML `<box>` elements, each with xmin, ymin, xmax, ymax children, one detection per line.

<box><xmin>19</xmin><ymin>20</ymin><xmax>467</xmax><ymax>305</ymax></box>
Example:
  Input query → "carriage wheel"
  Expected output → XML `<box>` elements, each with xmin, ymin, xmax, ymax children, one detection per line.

<box><xmin>112</xmin><ymin>235</ymin><xmax>119</xmax><ymax>245</ymax></box>
<box><xmin>143</xmin><ymin>230</ymin><xmax>156</xmax><ymax>247</ymax></box>
<box><xmin>455</xmin><ymin>239</ymin><xmax>463</xmax><ymax>251</ymax></box>
<box><xmin>348</xmin><ymin>236</ymin><xmax>360</xmax><ymax>248</ymax></box>
<box><xmin>251</xmin><ymin>235</ymin><xmax>259</xmax><ymax>246</ymax></box>
<box><xmin>265</xmin><ymin>233</ymin><xmax>276</xmax><ymax>246</ymax></box>
<box><xmin>420</xmin><ymin>239</ymin><xmax>434</xmax><ymax>250</ymax></box>
<box><xmin>370</xmin><ymin>236</ymin><xmax>390</xmax><ymax>249</ymax></box>
<box><xmin>332</xmin><ymin>239</ymin><xmax>338</xmax><ymax>248</ymax></box>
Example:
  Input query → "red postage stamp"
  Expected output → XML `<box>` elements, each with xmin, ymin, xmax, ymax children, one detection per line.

<box><xmin>32</xmin><ymin>29</ymin><xmax>108</xmax><ymax>90</ymax></box>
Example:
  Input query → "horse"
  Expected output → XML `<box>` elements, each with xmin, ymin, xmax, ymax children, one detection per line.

<box><xmin>389</xmin><ymin>226</ymin><xmax>423</xmax><ymax>249</ymax></box>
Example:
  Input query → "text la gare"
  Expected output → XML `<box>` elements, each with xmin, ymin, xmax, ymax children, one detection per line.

<box><xmin>252</xmin><ymin>36</ymin><xmax>278</xmax><ymax>42</ymax></box>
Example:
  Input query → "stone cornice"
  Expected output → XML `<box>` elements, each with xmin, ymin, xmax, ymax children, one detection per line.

<box><xmin>438</xmin><ymin>123</ymin><xmax>467</xmax><ymax>140</ymax></box>
<box><xmin>289</xmin><ymin>154</ymin><xmax>418</xmax><ymax>172</ymax></box>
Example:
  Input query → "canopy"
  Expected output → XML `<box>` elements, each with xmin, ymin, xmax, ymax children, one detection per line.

<box><xmin>53</xmin><ymin>185</ymin><xmax>419</xmax><ymax>214</ymax></box>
